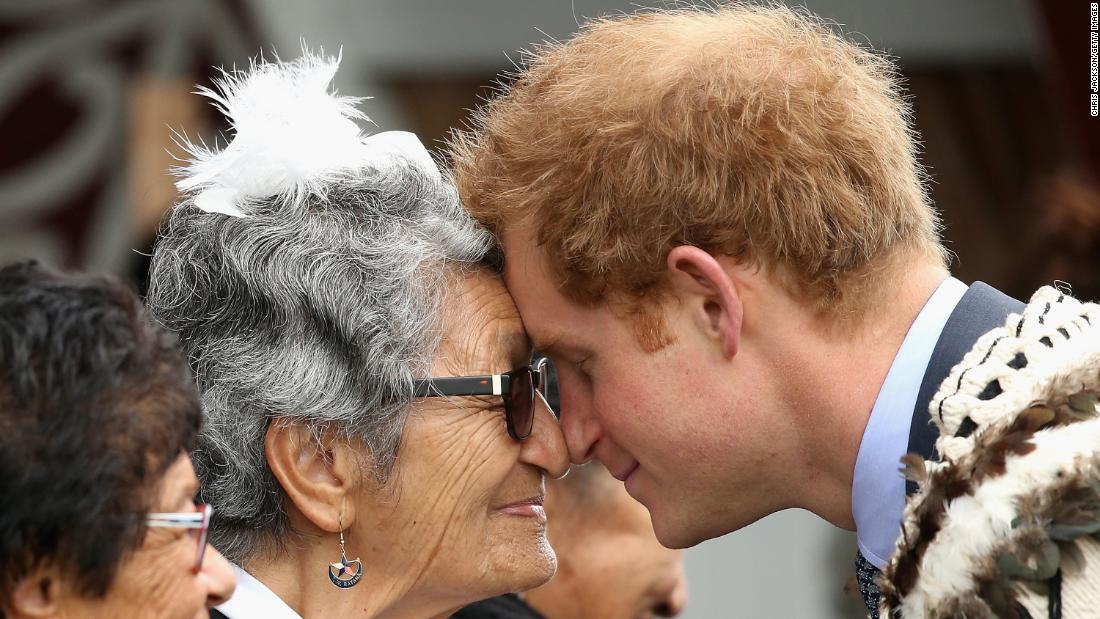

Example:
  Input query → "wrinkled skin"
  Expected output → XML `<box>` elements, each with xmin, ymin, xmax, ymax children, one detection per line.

<box><xmin>252</xmin><ymin>269</ymin><xmax>570</xmax><ymax>619</ymax></box>
<box><xmin>41</xmin><ymin>454</ymin><xmax>236</xmax><ymax>619</ymax></box>
<box><xmin>352</xmin><ymin>269</ymin><xmax>570</xmax><ymax>607</ymax></box>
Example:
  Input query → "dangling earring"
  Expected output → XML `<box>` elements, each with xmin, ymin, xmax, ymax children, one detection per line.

<box><xmin>328</xmin><ymin>521</ymin><xmax>363</xmax><ymax>588</ymax></box>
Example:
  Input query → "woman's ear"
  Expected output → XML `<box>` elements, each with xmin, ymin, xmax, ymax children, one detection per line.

<box><xmin>264</xmin><ymin>420</ymin><xmax>361</xmax><ymax>533</ymax></box>
<box><xmin>665</xmin><ymin>245</ymin><xmax>743</xmax><ymax>359</ymax></box>
<box><xmin>7</xmin><ymin>565</ymin><xmax>62</xmax><ymax>618</ymax></box>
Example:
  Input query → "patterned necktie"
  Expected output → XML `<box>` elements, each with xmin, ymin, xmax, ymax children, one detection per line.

<box><xmin>855</xmin><ymin>550</ymin><xmax>882</xmax><ymax>618</ymax></box>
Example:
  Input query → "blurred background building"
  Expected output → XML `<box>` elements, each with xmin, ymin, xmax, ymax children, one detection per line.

<box><xmin>2</xmin><ymin>0</ymin><xmax>1098</xmax><ymax>616</ymax></box>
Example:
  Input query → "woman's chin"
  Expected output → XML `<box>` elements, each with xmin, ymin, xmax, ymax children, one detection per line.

<box><xmin>487</xmin><ymin>534</ymin><xmax>558</xmax><ymax>593</ymax></box>
<box><xmin>525</xmin><ymin>538</ymin><xmax>558</xmax><ymax>584</ymax></box>
<box><xmin>523</xmin><ymin>538</ymin><xmax>558</xmax><ymax>586</ymax></box>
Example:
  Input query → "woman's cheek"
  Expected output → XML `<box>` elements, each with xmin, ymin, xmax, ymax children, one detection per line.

<box><xmin>106</xmin><ymin>541</ymin><xmax>204</xmax><ymax>619</ymax></box>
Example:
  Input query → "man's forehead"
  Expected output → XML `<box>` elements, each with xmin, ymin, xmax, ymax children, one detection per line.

<box><xmin>497</xmin><ymin>228</ymin><xmax>587</xmax><ymax>351</ymax></box>
<box><xmin>499</xmin><ymin>228</ymin><xmax>560</xmax><ymax>304</ymax></box>
<box><xmin>499</xmin><ymin>225</ymin><xmax>555</xmax><ymax>275</ymax></box>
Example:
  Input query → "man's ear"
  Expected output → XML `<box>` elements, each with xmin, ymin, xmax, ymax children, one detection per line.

<box><xmin>665</xmin><ymin>245</ymin><xmax>743</xmax><ymax>359</ymax></box>
<box><xmin>7</xmin><ymin>564</ymin><xmax>63</xmax><ymax>618</ymax></box>
<box><xmin>264</xmin><ymin>420</ymin><xmax>361</xmax><ymax>533</ymax></box>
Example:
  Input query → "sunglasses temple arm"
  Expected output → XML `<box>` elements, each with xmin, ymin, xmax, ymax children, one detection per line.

<box><xmin>412</xmin><ymin>374</ymin><xmax>510</xmax><ymax>397</ymax></box>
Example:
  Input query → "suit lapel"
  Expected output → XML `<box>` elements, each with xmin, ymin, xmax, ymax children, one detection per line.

<box><xmin>904</xmin><ymin>281</ymin><xmax>1024</xmax><ymax>495</ymax></box>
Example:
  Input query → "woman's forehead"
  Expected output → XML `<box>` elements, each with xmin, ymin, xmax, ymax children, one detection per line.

<box><xmin>440</xmin><ymin>272</ymin><xmax>531</xmax><ymax>371</ymax></box>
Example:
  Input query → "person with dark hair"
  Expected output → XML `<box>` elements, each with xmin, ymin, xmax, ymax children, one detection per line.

<box><xmin>0</xmin><ymin>260</ymin><xmax>236</xmax><ymax>618</ymax></box>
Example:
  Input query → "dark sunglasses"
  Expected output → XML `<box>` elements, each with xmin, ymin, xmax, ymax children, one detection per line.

<box><xmin>412</xmin><ymin>358</ymin><xmax>551</xmax><ymax>440</ymax></box>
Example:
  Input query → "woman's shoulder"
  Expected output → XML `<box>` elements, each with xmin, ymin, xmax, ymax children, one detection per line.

<box><xmin>452</xmin><ymin>594</ymin><xmax>546</xmax><ymax>619</ymax></box>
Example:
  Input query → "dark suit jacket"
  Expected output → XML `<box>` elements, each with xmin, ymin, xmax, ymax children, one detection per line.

<box><xmin>903</xmin><ymin>282</ymin><xmax>1025</xmax><ymax>489</ymax></box>
<box><xmin>858</xmin><ymin>281</ymin><xmax>1025</xmax><ymax>618</ymax></box>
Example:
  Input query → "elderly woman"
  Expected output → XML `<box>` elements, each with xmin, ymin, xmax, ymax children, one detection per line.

<box><xmin>146</xmin><ymin>52</ymin><xmax>568</xmax><ymax>619</ymax></box>
<box><xmin>0</xmin><ymin>261</ymin><xmax>236</xmax><ymax>618</ymax></box>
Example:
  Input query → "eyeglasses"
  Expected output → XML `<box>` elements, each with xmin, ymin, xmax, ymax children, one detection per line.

<box><xmin>412</xmin><ymin>358</ymin><xmax>551</xmax><ymax>440</ymax></box>
<box><xmin>146</xmin><ymin>503</ymin><xmax>212</xmax><ymax>573</ymax></box>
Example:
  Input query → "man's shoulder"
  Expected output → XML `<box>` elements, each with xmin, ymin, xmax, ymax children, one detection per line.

<box><xmin>904</xmin><ymin>280</ymin><xmax>1026</xmax><ymax>488</ymax></box>
<box><xmin>882</xmin><ymin>287</ymin><xmax>1100</xmax><ymax>617</ymax></box>
<box><xmin>922</xmin><ymin>280</ymin><xmax>1026</xmax><ymax>392</ymax></box>
<box><xmin>931</xmin><ymin>285</ymin><xmax>1091</xmax><ymax>456</ymax></box>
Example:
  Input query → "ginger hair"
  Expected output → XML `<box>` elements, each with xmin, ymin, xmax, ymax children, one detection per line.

<box><xmin>449</xmin><ymin>4</ymin><xmax>946</xmax><ymax>350</ymax></box>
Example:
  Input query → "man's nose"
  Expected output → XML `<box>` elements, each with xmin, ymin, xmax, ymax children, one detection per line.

<box><xmin>560</xmin><ymin>403</ymin><xmax>601</xmax><ymax>464</ymax></box>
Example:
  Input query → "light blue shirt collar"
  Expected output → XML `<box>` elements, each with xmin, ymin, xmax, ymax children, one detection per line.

<box><xmin>851</xmin><ymin>276</ymin><xmax>967</xmax><ymax>568</ymax></box>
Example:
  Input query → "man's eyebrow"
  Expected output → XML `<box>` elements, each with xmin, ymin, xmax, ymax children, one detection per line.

<box><xmin>536</xmin><ymin>334</ymin><xmax>590</xmax><ymax>359</ymax></box>
<box><xmin>530</xmin><ymin>331</ymin><xmax>562</xmax><ymax>354</ymax></box>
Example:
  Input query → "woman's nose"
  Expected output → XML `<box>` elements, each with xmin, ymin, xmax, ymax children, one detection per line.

<box><xmin>519</xmin><ymin>391</ymin><xmax>570</xmax><ymax>478</ymax></box>
<box><xmin>200</xmin><ymin>545</ymin><xmax>237</xmax><ymax>607</ymax></box>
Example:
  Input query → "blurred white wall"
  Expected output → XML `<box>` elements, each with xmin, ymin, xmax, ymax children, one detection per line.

<box><xmin>244</xmin><ymin>2</ymin><xmax>1041</xmax><ymax>617</ymax></box>
<box><xmin>249</xmin><ymin>0</ymin><xmax>1040</xmax><ymax>131</ymax></box>
<box><xmin>680</xmin><ymin>510</ymin><xmax>865</xmax><ymax>618</ymax></box>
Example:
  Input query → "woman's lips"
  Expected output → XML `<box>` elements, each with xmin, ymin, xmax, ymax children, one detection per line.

<box><xmin>495</xmin><ymin>496</ymin><xmax>546</xmax><ymax>518</ymax></box>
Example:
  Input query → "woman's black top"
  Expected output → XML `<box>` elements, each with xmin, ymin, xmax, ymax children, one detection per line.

<box><xmin>452</xmin><ymin>594</ymin><xmax>546</xmax><ymax>619</ymax></box>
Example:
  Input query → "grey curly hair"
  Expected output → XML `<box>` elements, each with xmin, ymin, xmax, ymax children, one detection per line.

<box><xmin>146</xmin><ymin>160</ymin><xmax>492</xmax><ymax>563</ymax></box>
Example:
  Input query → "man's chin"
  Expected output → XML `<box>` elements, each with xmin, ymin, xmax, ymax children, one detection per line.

<box><xmin>648</xmin><ymin>504</ymin><xmax>712</xmax><ymax>550</ymax></box>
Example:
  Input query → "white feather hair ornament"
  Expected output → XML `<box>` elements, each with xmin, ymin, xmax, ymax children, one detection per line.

<box><xmin>174</xmin><ymin>49</ymin><xmax>438</xmax><ymax>218</ymax></box>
